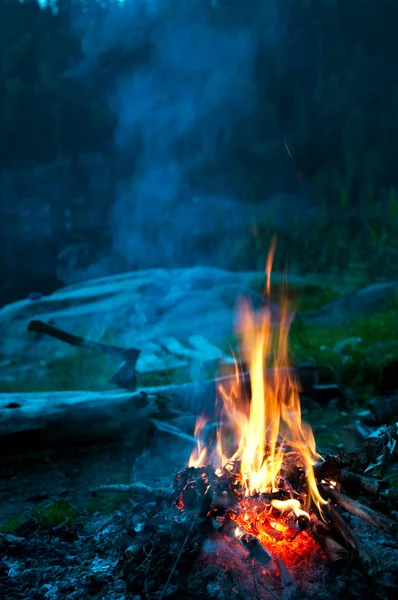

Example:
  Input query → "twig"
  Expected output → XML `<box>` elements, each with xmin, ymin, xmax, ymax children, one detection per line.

<box><xmin>337</xmin><ymin>470</ymin><xmax>384</xmax><ymax>498</ymax></box>
<box><xmin>328</xmin><ymin>506</ymin><xmax>376</xmax><ymax>573</ymax></box>
<box><xmin>250</xmin><ymin>563</ymin><xmax>282</xmax><ymax>600</ymax></box>
<box><xmin>159</xmin><ymin>515</ymin><xmax>198</xmax><ymax>600</ymax></box>
<box><xmin>249</xmin><ymin>560</ymin><xmax>261</xmax><ymax>600</ymax></box>
<box><xmin>321</xmin><ymin>485</ymin><xmax>398</xmax><ymax>536</ymax></box>
<box><xmin>159</xmin><ymin>483</ymin><xmax>213</xmax><ymax>600</ymax></box>
<box><xmin>276</xmin><ymin>558</ymin><xmax>299</xmax><ymax>600</ymax></box>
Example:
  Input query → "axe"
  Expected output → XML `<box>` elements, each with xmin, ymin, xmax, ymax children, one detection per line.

<box><xmin>27</xmin><ymin>320</ymin><xmax>141</xmax><ymax>390</ymax></box>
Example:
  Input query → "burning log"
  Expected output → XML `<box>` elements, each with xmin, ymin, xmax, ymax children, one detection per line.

<box><xmin>320</xmin><ymin>485</ymin><xmax>398</xmax><ymax>537</ymax></box>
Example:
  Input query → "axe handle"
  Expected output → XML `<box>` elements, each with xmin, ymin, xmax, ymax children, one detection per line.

<box><xmin>28</xmin><ymin>319</ymin><xmax>128</xmax><ymax>359</ymax></box>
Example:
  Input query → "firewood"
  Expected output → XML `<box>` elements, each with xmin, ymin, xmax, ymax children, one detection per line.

<box><xmin>320</xmin><ymin>485</ymin><xmax>398</xmax><ymax>537</ymax></box>
<box><xmin>336</xmin><ymin>469</ymin><xmax>385</xmax><ymax>498</ymax></box>
<box><xmin>315</xmin><ymin>533</ymin><xmax>350</xmax><ymax>563</ymax></box>
<box><xmin>312</xmin><ymin>457</ymin><xmax>346</xmax><ymax>482</ymax></box>
<box><xmin>327</xmin><ymin>506</ymin><xmax>376</xmax><ymax>573</ymax></box>
<box><xmin>275</xmin><ymin>557</ymin><xmax>300</xmax><ymax>600</ymax></box>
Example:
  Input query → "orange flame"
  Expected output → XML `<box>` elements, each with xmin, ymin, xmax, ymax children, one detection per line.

<box><xmin>189</xmin><ymin>242</ymin><xmax>326</xmax><ymax>517</ymax></box>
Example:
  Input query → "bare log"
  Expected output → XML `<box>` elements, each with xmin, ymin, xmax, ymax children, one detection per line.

<box><xmin>321</xmin><ymin>485</ymin><xmax>398</xmax><ymax>536</ymax></box>
<box><xmin>0</xmin><ymin>363</ymin><xmax>317</xmax><ymax>450</ymax></box>
<box><xmin>0</xmin><ymin>389</ymin><xmax>169</xmax><ymax>450</ymax></box>
<box><xmin>28</xmin><ymin>319</ymin><xmax>140</xmax><ymax>360</ymax></box>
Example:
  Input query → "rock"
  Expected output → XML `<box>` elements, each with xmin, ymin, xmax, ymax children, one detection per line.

<box><xmin>303</xmin><ymin>281</ymin><xmax>398</xmax><ymax>326</ymax></box>
<box><xmin>0</xmin><ymin>267</ymin><xmax>260</xmax><ymax>362</ymax></box>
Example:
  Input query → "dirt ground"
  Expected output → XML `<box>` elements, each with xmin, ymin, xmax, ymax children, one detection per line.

<box><xmin>0</xmin><ymin>409</ymin><xmax>397</xmax><ymax>600</ymax></box>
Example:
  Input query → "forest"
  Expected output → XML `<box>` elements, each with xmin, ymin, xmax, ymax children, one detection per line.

<box><xmin>1</xmin><ymin>0</ymin><xmax>398</xmax><ymax>288</ymax></box>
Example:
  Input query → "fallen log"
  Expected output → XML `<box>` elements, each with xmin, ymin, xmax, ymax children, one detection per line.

<box><xmin>0</xmin><ymin>364</ymin><xmax>318</xmax><ymax>451</ymax></box>
<box><xmin>320</xmin><ymin>485</ymin><xmax>398</xmax><ymax>537</ymax></box>
<box><xmin>0</xmin><ymin>377</ymin><xmax>217</xmax><ymax>450</ymax></box>
<box><xmin>0</xmin><ymin>389</ymin><xmax>174</xmax><ymax>451</ymax></box>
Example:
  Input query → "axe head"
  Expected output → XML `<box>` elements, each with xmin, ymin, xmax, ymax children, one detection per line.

<box><xmin>110</xmin><ymin>348</ymin><xmax>141</xmax><ymax>390</ymax></box>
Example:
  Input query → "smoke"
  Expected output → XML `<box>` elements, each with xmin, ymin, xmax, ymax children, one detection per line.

<box><xmin>71</xmin><ymin>0</ymin><xmax>285</xmax><ymax>271</ymax></box>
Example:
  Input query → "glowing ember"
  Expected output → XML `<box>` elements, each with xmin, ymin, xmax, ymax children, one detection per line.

<box><xmin>188</xmin><ymin>241</ymin><xmax>327</xmax><ymax>562</ymax></box>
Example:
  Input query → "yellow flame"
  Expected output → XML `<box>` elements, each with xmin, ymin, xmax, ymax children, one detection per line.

<box><xmin>189</xmin><ymin>242</ymin><xmax>327</xmax><ymax>516</ymax></box>
<box><xmin>271</xmin><ymin>499</ymin><xmax>309</xmax><ymax>519</ymax></box>
<box><xmin>189</xmin><ymin>416</ymin><xmax>209</xmax><ymax>469</ymax></box>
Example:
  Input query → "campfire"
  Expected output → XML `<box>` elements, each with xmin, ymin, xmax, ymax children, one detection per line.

<box><xmin>90</xmin><ymin>245</ymin><xmax>398</xmax><ymax>599</ymax></box>
<box><xmin>171</xmin><ymin>244</ymin><xmax>398</xmax><ymax>582</ymax></box>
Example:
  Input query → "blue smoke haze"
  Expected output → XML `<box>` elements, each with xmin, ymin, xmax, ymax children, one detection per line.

<box><xmin>38</xmin><ymin>1</ymin><xmax>293</xmax><ymax>273</ymax></box>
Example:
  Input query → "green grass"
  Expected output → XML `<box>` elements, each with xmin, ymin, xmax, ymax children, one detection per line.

<box><xmin>0</xmin><ymin>516</ymin><xmax>26</xmax><ymax>534</ymax></box>
<box><xmin>293</xmin><ymin>306</ymin><xmax>398</xmax><ymax>394</ymax></box>
<box><xmin>0</xmin><ymin>350</ymin><xmax>117</xmax><ymax>393</ymax></box>
<box><xmin>0</xmin><ymin>500</ymin><xmax>77</xmax><ymax>533</ymax></box>
<box><xmin>33</xmin><ymin>499</ymin><xmax>76</xmax><ymax>527</ymax></box>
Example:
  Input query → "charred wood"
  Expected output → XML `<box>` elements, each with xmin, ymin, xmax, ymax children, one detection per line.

<box><xmin>336</xmin><ymin>470</ymin><xmax>386</xmax><ymax>498</ymax></box>
<box><xmin>222</xmin><ymin>519</ymin><xmax>273</xmax><ymax>566</ymax></box>
<box><xmin>314</xmin><ymin>531</ymin><xmax>350</xmax><ymax>564</ymax></box>
<box><xmin>312</xmin><ymin>457</ymin><xmax>346</xmax><ymax>482</ymax></box>
<box><xmin>320</xmin><ymin>485</ymin><xmax>398</xmax><ymax>537</ymax></box>
<box><xmin>327</xmin><ymin>506</ymin><xmax>376</xmax><ymax>573</ymax></box>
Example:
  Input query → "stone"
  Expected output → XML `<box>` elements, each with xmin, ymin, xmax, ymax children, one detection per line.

<box><xmin>0</xmin><ymin>267</ymin><xmax>258</xmax><ymax>372</ymax></box>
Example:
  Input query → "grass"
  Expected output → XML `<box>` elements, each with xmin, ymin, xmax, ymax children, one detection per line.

<box><xmin>0</xmin><ymin>516</ymin><xmax>26</xmax><ymax>534</ymax></box>
<box><xmin>239</xmin><ymin>188</ymin><xmax>398</xmax><ymax>283</ymax></box>
<box><xmin>0</xmin><ymin>350</ymin><xmax>117</xmax><ymax>393</ymax></box>
<box><xmin>33</xmin><ymin>499</ymin><xmax>76</xmax><ymax>527</ymax></box>
<box><xmin>0</xmin><ymin>499</ymin><xmax>77</xmax><ymax>533</ymax></box>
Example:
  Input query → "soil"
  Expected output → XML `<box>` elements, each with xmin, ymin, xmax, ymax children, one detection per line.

<box><xmin>0</xmin><ymin>414</ymin><xmax>398</xmax><ymax>600</ymax></box>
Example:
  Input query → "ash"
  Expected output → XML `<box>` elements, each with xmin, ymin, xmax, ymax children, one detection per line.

<box><xmin>1</xmin><ymin>437</ymin><xmax>397</xmax><ymax>600</ymax></box>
